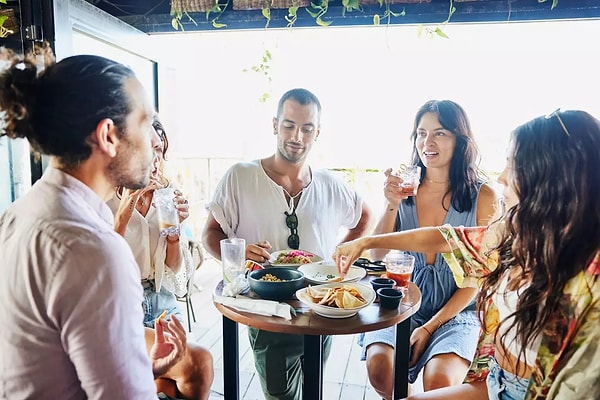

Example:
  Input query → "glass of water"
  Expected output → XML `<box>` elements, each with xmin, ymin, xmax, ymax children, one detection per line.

<box><xmin>154</xmin><ymin>187</ymin><xmax>180</xmax><ymax>237</ymax></box>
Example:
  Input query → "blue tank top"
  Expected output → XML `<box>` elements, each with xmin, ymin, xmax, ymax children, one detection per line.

<box><xmin>396</xmin><ymin>182</ymin><xmax>483</xmax><ymax>326</ymax></box>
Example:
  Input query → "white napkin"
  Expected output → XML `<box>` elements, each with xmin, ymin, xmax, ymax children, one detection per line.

<box><xmin>213</xmin><ymin>295</ymin><xmax>294</xmax><ymax>320</ymax></box>
<box><xmin>222</xmin><ymin>275</ymin><xmax>250</xmax><ymax>297</ymax></box>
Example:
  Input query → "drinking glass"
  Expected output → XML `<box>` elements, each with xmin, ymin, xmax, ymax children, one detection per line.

<box><xmin>385</xmin><ymin>252</ymin><xmax>415</xmax><ymax>290</ymax></box>
<box><xmin>154</xmin><ymin>187</ymin><xmax>180</xmax><ymax>237</ymax></box>
<box><xmin>220</xmin><ymin>238</ymin><xmax>246</xmax><ymax>283</ymax></box>
<box><xmin>395</xmin><ymin>165</ymin><xmax>421</xmax><ymax>196</ymax></box>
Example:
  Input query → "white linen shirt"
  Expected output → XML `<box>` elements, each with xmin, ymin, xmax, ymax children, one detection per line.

<box><xmin>206</xmin><ymin>160</ymin><xmax>363</xmax><ymax>260</ymax></box>
<box><xmin>107</xmin><ymin>191</ymin><xmax>184</xmax><ymax>293</ymax></box>
<box><xmin>0</xmin><ymin>168</ymin><xmax>156</xmax><ymax>400</ymax></box>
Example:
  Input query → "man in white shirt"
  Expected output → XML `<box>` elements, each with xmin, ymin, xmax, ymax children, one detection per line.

<box><xmin>202</xmin><ymin>88</ymin><xmax>372</xmax><ymax>400</ymax></box>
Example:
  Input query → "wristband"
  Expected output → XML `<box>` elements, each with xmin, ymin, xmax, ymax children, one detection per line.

<box><xmin>422</xmin><ymin>325</ymin><xmax>433</xmax><ymax>336</ymax></box>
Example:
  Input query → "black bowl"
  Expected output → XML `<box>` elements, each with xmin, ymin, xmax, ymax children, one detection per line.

<box><xmin>248</xmin><ymin>267</ymin><xmax>305</xmax><ymax>301</ymax></box>
<box><xmin>376</xmin><ymin>287</ymin><xmax>404</xmax><ymax>309</ymax></box>
<box><xmin>370</xmin><ymin>277</ymin><xmax>395</xmax><ymax>294</ymax></box>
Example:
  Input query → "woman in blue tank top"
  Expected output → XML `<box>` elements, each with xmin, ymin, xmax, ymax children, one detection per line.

<box><xmin>359</xmin><ymin>100</ymin><xmax>498</xmax><ymax>398</ymax></box>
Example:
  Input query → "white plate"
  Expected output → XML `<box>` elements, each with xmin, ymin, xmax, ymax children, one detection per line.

<box><xmin>268</xmin><ymin>249</ymin><xmax>323</xmax><ymax>267</ymax></box>
<box><xmin>298</xmin><ymin>263</ymin><xmax>366</xmax><ymax>285</ymax></box>
<box><xmin>296</xmin><ymin>282</ymin><xmax>375</xmax><ymax>319</ymax></box>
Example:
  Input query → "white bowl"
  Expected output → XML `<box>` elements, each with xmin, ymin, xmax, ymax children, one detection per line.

<box><xmin>296</xmin><ymin>282</ymin><xmax>375</xmax><ymax>319</ymax></box>
<box><xmin>268</xmin><ymin>249</ymin><xmax>323</xmax><ymax>267</ymax></box>
<box><xmin>298</xmin><ymin>263</ymin><xmax>366</xmax><ymax>285</ymax></box>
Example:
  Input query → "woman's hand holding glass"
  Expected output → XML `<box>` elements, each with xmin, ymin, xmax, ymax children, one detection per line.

<box><xmin>383</xmin><ymin>168</ymin><xmax>413</xmax><ymax>208</ymax></box>
<box><xmin>173</xmin><ymin>189</ymin><xmax>190</xmax><ymax>224</ymax></box>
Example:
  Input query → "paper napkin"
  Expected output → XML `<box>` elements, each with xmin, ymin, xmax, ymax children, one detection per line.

<box><xmin>213</xmin><ymin>295</ymin><xmax>294</xmax><ymax>320</ymax></box>
<box><xmin>221</xmin><ymin>275</ymin><xmax>250</xmax><ymax>297</ymax></box>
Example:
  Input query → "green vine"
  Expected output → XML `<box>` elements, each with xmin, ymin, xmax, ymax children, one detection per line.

<box><xmin>170</xmin><ymin>0</ymin><xmax>199</xmax><ymax>30</ymax></box>
<box><xmin>306</xmin><ymin>0</ymin><xmax>332</xmax><ymax>27</ymax></box>
<box><xmin>242</xmin><ymin>49</ymin><xmax>273</xmax><ymax>103</ymax></box>
<box><xmin>417</xmin><ymin>0</ymin><xmax>454</xmax><ymax>39</ymax></box>
<box><xmin>372</xmin><ymin>0</ymin><xmax>405</xmax><ymax>27</ymax></box>
<box><xmin>0</xmin><ymin>0</ymin><xmax>15</xmax><ymax>38</ymax></box>
<box><xmin>170</xmin><ymin>0</ymin><xmax>561</xmax><ymax>32</ymax></box>
<box><xmin>538</xmin><ymin>0</ymin><xmax>559</xmax><ymax>10</ymax></box>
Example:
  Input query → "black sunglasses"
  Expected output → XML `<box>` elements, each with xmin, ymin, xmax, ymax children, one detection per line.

<box><xmin>353</xmin><ymin>257</ymin><xmax>386</xmax><ymax>272</ymax></box>
<box><xmin>284</xmin><ymin>210</ymin><xmax>300</xmax><ymax>249</ymax></box>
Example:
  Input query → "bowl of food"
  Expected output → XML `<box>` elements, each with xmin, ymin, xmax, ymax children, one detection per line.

<box><xmin>269</xmin><ymin>249</ymin><xmax>323</xmax><ymax>267</ymax></box>
<box><xmin>296</xmin><ymin>282</ymin><xmax>375</xmax><ymax>318</ymax></box>
<box><xmin>248</xmin><ymin>267</ymin><xmax>305</xmax><ymax>301</ymax></box>
<box><xmin>298</xmin><ymin>262</ymin><xmax>366</xmax><ymax>285</ymax></box>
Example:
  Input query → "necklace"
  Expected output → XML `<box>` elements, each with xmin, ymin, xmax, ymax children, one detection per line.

<box><xmin>137</xmin><ymin>193</ymin><xmax>149</xmax><ymax>208</ymax></box>
<box><xmin>281</xmin><ymin>187</ymin><xmax>304</xmax><ymax>212</ymax></box>
<box><xmin>426</xmin><ymin>178</ymin><xmax>450</xmax><ymax>184</ymax></box>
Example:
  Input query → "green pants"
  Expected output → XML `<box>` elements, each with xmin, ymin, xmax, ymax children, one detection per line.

<box><xmin>248</xmin><ymin>328</ymin><xmax>333</xmax><ymax>400</ymax></box>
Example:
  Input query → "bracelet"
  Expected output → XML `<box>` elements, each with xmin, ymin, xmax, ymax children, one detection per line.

<box><xmin>166</xmin><ymin>235</ymin><xmax>180</xmax><ymax>244</ymax></box>
<box><xmin>435</xmin><ymin>317</ymin><xmax>444</xmax><ymax>328</ymax></box>
<box><xmin>422</xmin><ymin>325</ymin><xmax>433</xmax><ymax>336</ymax></box>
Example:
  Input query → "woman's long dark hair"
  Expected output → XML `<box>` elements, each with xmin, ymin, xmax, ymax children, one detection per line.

<box><xmin>479</xmin><ymin>110</ymin><xmax>600</xmax><ymax>369</ymax></box>
<box><xmin>406</xmin><ymin>100</ymin><xmax>483</xmax><ymax>212</ymax></box>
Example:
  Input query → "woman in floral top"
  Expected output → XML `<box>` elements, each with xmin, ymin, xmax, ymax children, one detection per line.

<box><xmin>333</xmin><ymin>110</ymin><xmax>600</xmax><ymax>400</ymax></box>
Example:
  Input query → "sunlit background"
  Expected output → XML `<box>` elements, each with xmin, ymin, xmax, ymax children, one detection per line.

<box><xmin>145</xmin><ymin>20</ymin><xmax>600</xmax><ymax>234</ymax></box>
<box><xmin>4</xmin><ymin>18</ymin><xmax>600</xmax><ymax>236</ymax></box>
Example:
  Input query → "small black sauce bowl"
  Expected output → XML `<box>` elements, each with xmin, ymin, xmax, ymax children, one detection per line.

<box><xmin>371</xmin><ymin>277</ymin><xmax>395</xmax><ymax>294</ymax></box>
<box><xmin>377</xmin><ymin>287</ymin><xmax>404</xmax><ymax>309</ymax></box>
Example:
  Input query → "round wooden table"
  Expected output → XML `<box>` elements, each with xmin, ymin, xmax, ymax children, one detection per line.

<box><xmin>213</xmin><ymin>278</ymin><xmax>421</xmax><ymax>400</ymax></box>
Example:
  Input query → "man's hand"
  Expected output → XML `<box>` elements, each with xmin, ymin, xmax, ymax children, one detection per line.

<box><xmin>149</xmin><ymin>315</ymin><xmax>187</xmax><ymax>378</ymax></box>
<box><xmin>246</xmin><ymin>240</ymin><xmax>272</xmax><ymax>264</ymax></box>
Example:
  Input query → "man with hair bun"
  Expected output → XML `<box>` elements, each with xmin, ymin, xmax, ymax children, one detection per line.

<box><xmin>0</xmin><ymin>54</ymin><xmax>196</xmax><ymax>399</ymax></box>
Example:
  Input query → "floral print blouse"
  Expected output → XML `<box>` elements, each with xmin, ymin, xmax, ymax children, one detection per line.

<box><xmin>438</xmin><ymin>223</ymin><xmax>600</xmax><ymax>400</ymax></box>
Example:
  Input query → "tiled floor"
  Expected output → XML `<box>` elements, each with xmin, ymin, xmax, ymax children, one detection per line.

<box><xmin>185</xmin><ymin>256</ymin><xmax>422</xmax><ymax>400</ymax></box>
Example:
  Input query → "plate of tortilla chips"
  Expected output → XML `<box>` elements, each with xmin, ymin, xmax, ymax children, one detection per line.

<box><xmin>295</xmin><ymin>282</ymin><xmax>375</xmax><ymax>318</ymax></box>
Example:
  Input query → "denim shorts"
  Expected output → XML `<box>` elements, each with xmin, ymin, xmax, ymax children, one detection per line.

<box><xmin>486</xmin><ymin>357</ymin><xmax>529</xmax><ymax>400</ymax></box>
<box><xmin>142</xmin><ymin>279</ymin><xmax>182</xmax><ymax>328</ymax></box>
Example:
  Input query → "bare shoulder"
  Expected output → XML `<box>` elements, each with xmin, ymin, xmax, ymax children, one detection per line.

<box><xmin>476</xmin><ymin>183</ymin><xmax>499</xmax><ymax>226</ymax></box>
<box><xmin>478</xmin><ymin>183</ymin><xmax>497</xmax><ymax>203</ymax></box>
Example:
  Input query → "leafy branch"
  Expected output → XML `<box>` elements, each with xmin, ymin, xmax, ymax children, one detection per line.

<box><xmin>306</xmin><ymin>0</ymin><xmax>332</xmax><ymax>27</ymax></box>
<box><xmin>0</xmin><ymin>0</ymin><xmax>15</xmax><ymax>38</ymax></box>
<box><xmin>242</xmin><ymin>48</ymin><xmax>273</xmax><ymax>103</ymax></box>
<box><xmin>372</xmin><ymin>0</ymin><xmax>405</xmax><ymax>27</ymax></box>
<box><xmin>417</xmin><ymin>0</ymin><xmax>454</xmax><ymax>39</ymax></box>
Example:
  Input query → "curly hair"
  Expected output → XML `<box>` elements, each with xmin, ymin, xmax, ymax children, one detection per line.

<box><xmin>406</xmin><ymin>100</ymin><xmax>484</xmax><ymax>212</ymax></box>
<box><xmin>152</xmin><ymin>112</ymin><xmax>169</xmax><ymax>160</ymax></box>
<box><xmin>0</xmin><ymin>54</ymin><xmax>135</xmax><ymax>170</ymax></box>
<box><xmin>479</xmin><ymin>110</ymin><xmax>600</xmax><ymax>370</ymax></box>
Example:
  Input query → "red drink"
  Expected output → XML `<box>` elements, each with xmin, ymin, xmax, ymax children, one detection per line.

<box><xmin>387</xmin><ymin>270</ymin><xmax>411</xmax><ymax>289</ymax></box>
<box><xmin>400</xmin><ymin>185</ymin><xmax>417</xmax><ymax>197</ymax></box>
